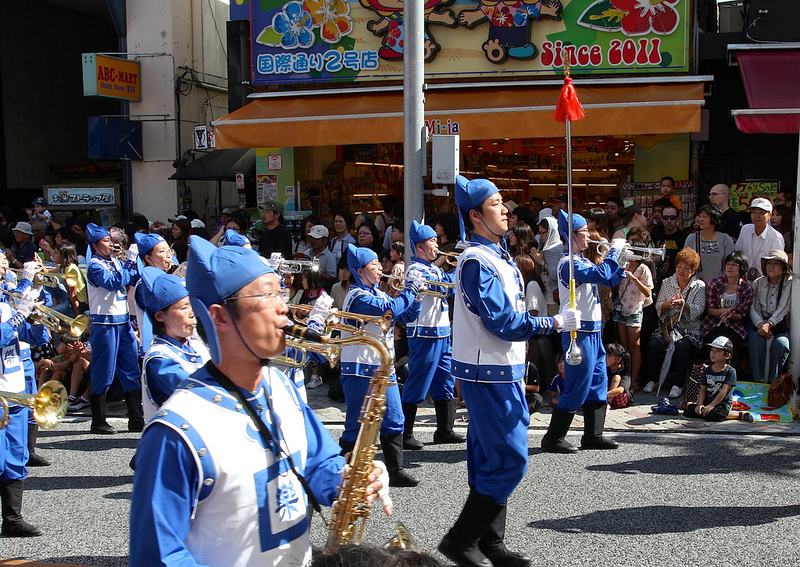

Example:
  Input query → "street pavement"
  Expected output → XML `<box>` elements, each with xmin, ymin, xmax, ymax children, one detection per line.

<box><xmin>3</xmin><ymin>388</ymin><xmax>800</xmax><ymax>566</ymax></box>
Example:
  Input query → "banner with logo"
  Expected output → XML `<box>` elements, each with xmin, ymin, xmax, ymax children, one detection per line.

<box><xmin>247</xmin><ymin>0</ymin><xmax>691</xmax><ymax>84</ymax></box>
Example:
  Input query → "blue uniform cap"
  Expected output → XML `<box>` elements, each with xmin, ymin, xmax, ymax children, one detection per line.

<box><xmin>454</xmin><ymin>175</ymin><xmax>500</xmax><ymax>241</ymax></box>
<box><xmin>409</xmin><ymin>220</ymin><xmax>437</xmax><ymax>246</ymax></box>
<box><xmin>223</xmin><ymin>229</ymin><xmax>249</xmax><ymax>247</ymax></box>
<box><xmin>557</xmin><ymin>209</ymin><xmax>587</xmax><ymax>242</ymax></box>
<box><xmin>85</xmin><ymin>223</ymin><xmax>109</xmax><ymax>243</ymax></box>
<box><xmin>135</xmin><ymin>267</ymin><xmax>188</xmax><ymax>351</ymax></box>
<box><xmin>133</xmin><ymin>233</ymin><xmax>166</xmax><ymax>258</ymax></box>
<box><xmin>346</xmin><ymin>243</ymin><xmax>378</xmax><ymax>289</ymax></box>
<box><xmin>186</xmin><ymin>235</ymin><xmax>275</xmax><ymax>364</ymax></box>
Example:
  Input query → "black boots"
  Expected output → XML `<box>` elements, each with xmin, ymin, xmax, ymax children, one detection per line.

<box><xmin>433</xmin><ymin>399</ymin><xmax>467</xmax><ymax>444</ymax></box>
<box><xmin>89</xmin><ymin>394</ymin><xmax>116</xmax><ymax>434</ymax></box>
<box><xmin>0</xmin><ymin>480</ymin><xmax>42</xmax><ymax>537</ymax></box>
<box><xmin>380</xmin><ymin>433</ymin><xmax>419</xmax><ymax>487</ymax></box>
<box><xmin>438</xmin><ymin>490</ymin><xmax>504</xmax><ymax>567</ymax></box>
<box><xmin>581</xmin><ymin>402</ymin><xmax>619</xmax><ymax>450</ymax></box>
<box><xmin>124</xmin><ymin>389</ymin><xmax>145</xmax><ymax>433</ymax></box>
<box><xmin>541</xmin><ymin>408</ymin><xmax>578</xmax><ymax>453</ymax></box>
<box><xmin>26</xmin><ymin>422</ymin><xmax>50</xmax><ymax>467</ymax></box>
<box><xmin>402</xmin><ymin>403</ymin><xmax>424</xmax><ymax>450</ymax></box>
<box><xmin>478</xmin><ymin>505</ymin><xmax>531</xmax><ymax>567</ymax></box>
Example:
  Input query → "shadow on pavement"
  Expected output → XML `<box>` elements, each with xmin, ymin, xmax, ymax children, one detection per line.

<box><xmin>24</xmin><ymin>475</ymin><xmax>134</xmax><ymax>491</ymax></box>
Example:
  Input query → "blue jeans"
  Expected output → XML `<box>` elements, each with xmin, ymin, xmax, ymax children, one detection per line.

<box><xmin>747</xmin><ymin>327</ymin><xmax>790</xmax><ymax>383</ymax></box>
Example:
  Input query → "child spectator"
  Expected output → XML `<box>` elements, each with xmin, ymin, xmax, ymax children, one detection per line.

<box><xmin>659</xmin><ymin>176</ymin><xmax>683</xmax><ymax>216</ymax></box>
<box><xmin>27</xmin><ymin>198</ymin><xmax>51</xmax><ymax>223</ymax></box>
<box><xmin>524</xmin><ymin>362</ymin><xmax>544</xmax><ymax>414</ymax></box>
<box><xmin>546</xmin><ymin>353</ymin><xmax>565</xmax><ymax>407</ymax></box>
<box><xmin>606</xmin><ymin>343</ymin><xmax>633</xmax><ymax>409</ymax></box>
<box><xmin>683</xmin><ymin>336</ymin><xmax>752</xmax><ymax>422</ymax></box>
<box><xmin>614</xmin><ymin>238</ymin><xmax>654</xmax><ymax>391</ymax></box>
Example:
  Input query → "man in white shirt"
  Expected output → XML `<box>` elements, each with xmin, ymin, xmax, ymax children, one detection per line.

<box><xmin>734</xmin><ymin>198</ymin><xmax>784</xmax><ymax>279</ymax></box>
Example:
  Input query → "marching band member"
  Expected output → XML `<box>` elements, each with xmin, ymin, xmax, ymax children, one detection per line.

<box><xmin>85</xmin><ymin>223</ymin><xmax>142</xmax><ymax>434</ymax></box>
<box><xmin>338</xmin><ymin>243</ymin><xmax>424</xmax><ymax>487</ymax></box>
<box><xmin>0</xmin><ymin>285</ymin><xmax>49</xmax><ymax>536</ymax></box>
<box><xmin>540</xmin><ymin>210</ymin><xmax>626</xmax><ymax>453</ymax></box>
<box><xmin>439</xmin><ymin>177</ymin><xmax>579</xmax><ymax>567</ymax></box>
<box><xmin>401</xmin><ymin>220</ymin><xmax>465</xmax><ymax>450</ymax></box>
<box><xmin>130</xmin><ymin>236</ymin><xmax>388</xmax><ymax>566</ymax></box>
<box><xmin>134</xmin><ymin>267</ymin><xmax>210</xmax><ymax>421</ymax></box>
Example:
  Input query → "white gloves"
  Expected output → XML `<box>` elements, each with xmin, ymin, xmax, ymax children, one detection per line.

<box><xmin>372</xmin><ymin>459</ymin><xmax>393</xmax><ymax>516</ymax></box>
<box><xmin>405</xmin><ymin>271</ymin><xmax>427</xmax><ymax>300</ymax></box>
<box><xmin>269</xmin><ymin>253</ymin><xmax>284</xmax><ymax>271</ymax></box>
<box><xmin>308</xmin><ymin>292</ymin><xmax>335</xmax><ymax>327</ymax></box>
<box><xmin>125</xmin><ymin>244</ymin><xmax>138</xmax><ymax>264</ymax></box>
<box><xmin>21</xmin><ymin>261</ymin><xmax>41</xmax><ymax>282</ymax></box>
<box><xmin>609</xmin><ymin>238</ymin><xmax>628</xmax><ymax>253</ymax></box>
<box><xmin>554</xmin><ymin>307</ymin><xmax>581</xmax><ymax>331</ymax></box>
<box><xmin>14</xmin><ymin>287</ymin><xmax>39</xmax><ymax>319</ymax></box>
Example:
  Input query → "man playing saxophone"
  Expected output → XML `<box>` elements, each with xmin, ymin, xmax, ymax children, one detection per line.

<box><xmin>130</xmin><ymin>237</ymin><xmax>388</xmax><ymax>567</ymax></box>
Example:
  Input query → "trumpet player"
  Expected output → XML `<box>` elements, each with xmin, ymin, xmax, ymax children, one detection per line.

<box><xmin>337</xmin><ymin>243</ymin><xmax>425</xmax><ymax>487</ymax></box>
<box><xmin>540</xmin><ymin>211</ymin><xmax>627</xmax><ymax>454</ymax></box>
<box><xmin>130</xmin><ymin>237</ymin><xmax>388</xmax><ymax>567</ymax></box>
<box><xmin>401</xmin><ymin>220</ymin><xmax>464</xmax><ymax>450</ymax></box>
<box><xmin>0</xmin><ymin>282</ymin><xmax>49</xmax><ymax>536</ymax></box>
<box><xmin>85</xmin><ymin>223</ymin><xmax>142</xmax><ymax>434</ymax></box>
<box><xmin>440</xmin><ymin>177</ymin><xmax>580</xmax><ymax>567</ymax></box>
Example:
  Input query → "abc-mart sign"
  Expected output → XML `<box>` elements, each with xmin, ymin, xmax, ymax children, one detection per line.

<box><xmin>247</xmin><ymin>0</ymin><xmax>691</xmax><ymax>85</ymax></box>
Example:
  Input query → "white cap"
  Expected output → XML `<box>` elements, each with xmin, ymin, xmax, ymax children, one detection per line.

<box><xmin>750</xmin><ymin>198</ymin><xmax>773</xmax><ymax>213</ymax></box>
<box><xmin>308</xmin><ymin>225</ymin><xmax>329</xmax><ymax>239</ymax></box>
<box><xmin>190</xmin><ymin>219</ymin><xmax>206</xmax><ymax>229</ymax></box>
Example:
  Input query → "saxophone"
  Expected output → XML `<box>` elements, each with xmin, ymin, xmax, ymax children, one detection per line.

<box><xmin>282</xmin><ymin>323</ymin><xmax>394</xmax><ymax>550</ymax></box>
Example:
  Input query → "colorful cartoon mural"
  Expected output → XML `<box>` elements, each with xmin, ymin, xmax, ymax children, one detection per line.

<box><xmin>241</xmin><ymin>0</ymin><xmax>692</xmax><ymax>84</ymax></box>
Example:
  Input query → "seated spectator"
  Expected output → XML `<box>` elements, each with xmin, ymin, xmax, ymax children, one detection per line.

<box><xmin>700</xmin><ymin>251</ymin><xmax>753</xmax><ymax>370</ymax></box>
<box><xmin>36</xmin><ymin>334</ymin><xmax>92</xmax><ymax>412</ymax></box>
<box><xmin>642</xmin><ymin>248</ymin><xmax>706</xmax><ymax>399</ymax></box>
<box><xmin>524</xmin><ymin>362</ymin><xmax>544</xmax><ymax>414</ymax></box>
<box><xmin>684</xmin><ymin>336</ymin><xmax>752</xmax><ymax>422</ymax></box>
<box><xmin>546</xmin><ymin>353</ymin><xmax>565</xmax><ymax>407</ymax></box>
<box><xmin>684</xmin><ymin>204</ymin><xmax>735</xmax><ymax>284</ymax></box>
<box><xmin>748</xmin><ymin>249</ymin><xmax>792</xmax><ymax>383</ymax></box>
<box><xmin>606</xmin><ymin>343</ymin><xmax>633</xmax><ymax>409</ymax></box>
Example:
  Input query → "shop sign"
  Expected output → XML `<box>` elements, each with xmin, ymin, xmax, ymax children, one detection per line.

<box><xmin>45</xmin><ymin>185</ymin><xmax>118</xmax><ymax>207</ymax></box>
<box><xmin>82</xmin><ymin>54</ymin><xmax>141</xmax><ymax>101</ymax></box>
<box><xmin>249</xmin><ymin>0</ymin><xmax>690</xmax><ymax>85</ymax></box>
<box><xmin>729</xmin><ymin>181</ymin><xmax>779</xmax><ymax>212</ymax></box>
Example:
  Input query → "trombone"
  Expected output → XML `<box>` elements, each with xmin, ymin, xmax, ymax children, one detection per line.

<box><xmin>0</xmin><ymin>380</ymin><xmax>68</xmax><ymax>430</ymax></box>
<box><xmin>381</xmin><ymin>274</ymin><xmax>455</xmax><ymax>299</ymax></box>
<box><xmin>588</xmin><ymin>240</ymin><xmax>667</xmax><ymax>262</ymax></box>
<box><xmin>288</xmin><ymin>304</ymin><xmax>393</xmax><ymax>335</ymax></box>
<box><xmin>1</xmin><ymin>291</ymin><xmax>89</xmax><ymax>337</ymax></box>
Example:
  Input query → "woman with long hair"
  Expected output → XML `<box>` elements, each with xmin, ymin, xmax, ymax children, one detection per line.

<box><xmin>170</xmin><ymin>218</ymin><xmax>192</xmax><ymax>263</ymax></box>
<box><xmin>583</xmin><ymin>207</ymin><xmax>611</xmax><ymax>241</ymax></box>
<box><xmin>771</xmin><ymin>204</ymin><xmax>794</xmax><ymax>257</ymax></box>
<box><xmin>433</xmin><ymin>212</ymin><xmax>459</xmax><ymax>272</ymax></box>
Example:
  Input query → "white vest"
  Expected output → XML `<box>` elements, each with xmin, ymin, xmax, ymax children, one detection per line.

<box><xmin>0</xmin><ymin>303</ymin><xmax>25</xmax><ymax>393</ymax></box>
<box><xmin>557</xmin><ymin>254</ymin><xmax>602</xmax><ymax>332</ymax></box>
<box><xmin>152</xmin><ymin>367</ymin><xmax>313</xmax><ymax>567</ymax></box>
<box><xmin>406</xmin><ymin>260</ymin><xmax>450</xmax><ymax>339</ymax></box>
<box><xmin>452</xmin><ymin>243</ymin><xmax>526</xmax><ymax>383</ymax></box>
<box><xmin>87</xmin><ymin>257</ymin><xmax>129</xmax><ymax>323</ymax></box>
<box><xmin>340</xmin><ymin>287</ymin><xmax>395</xmax><ymax>378</ymax></box>
<box><xmin>141</xmin><ymin>337</ymin><xmax>210</xmax><ymax>421</ymax></box>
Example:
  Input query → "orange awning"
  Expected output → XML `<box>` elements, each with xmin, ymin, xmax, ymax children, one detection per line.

<box><xmin>212</xmin><ymin>78</ymin><xmax>708</xmax><ymax>148</ymax></box>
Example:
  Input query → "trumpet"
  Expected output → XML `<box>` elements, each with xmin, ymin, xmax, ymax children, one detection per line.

<box><xmin>268</xmin><ymin>253</ymin><xmax>320</xmax><ymax>274</ymax></box>
<box><xmin>8</xmin><ymin>269</ymin><xmax>62</xmax><ymax>288</ymax></box>
<box><xmin>588</xmin><ymin>240</ymin><xmax>667</xmax><ymax>262</ymax></box>
<box><xmin>1</xmin><ymin>291</ymin><xmax>89</xmax><ymax>337</ymax></box>
<box><xmin>111</xmin><ymin>244</ymin><xmax>128</xmax><ymax>262</ymax></box>
<box><xmin>381</xmin><ymin>274</ymin><xmax>455</xmax><ymax>299</ymax></box>
<box><xmin>288</xmin><ymin>304</ymin><xmax>393</xmax><ymax>335</ymax></box>
<box><xmin>0</xmin><ymin>380</ymin><xmax>68</xmax><ymax>430</ymax></box>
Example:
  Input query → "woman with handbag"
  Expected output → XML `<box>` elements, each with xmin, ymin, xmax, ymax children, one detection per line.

<box><xmin>641</xmin><ymin>248</ymin><xmax>706</xmax><ymax>399</ymax></box>
<box><xmin>748</xmin><ymin>249</ymin><xmax>793</xmax><ymax>383</ymax></box>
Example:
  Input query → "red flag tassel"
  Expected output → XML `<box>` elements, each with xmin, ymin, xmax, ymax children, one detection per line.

<box><xmin>553</xmin><ymin>76</ymin><xmax>585</xmax><ymax>123</ymax></box>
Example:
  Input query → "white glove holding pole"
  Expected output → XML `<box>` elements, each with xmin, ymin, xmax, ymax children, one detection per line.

<box><xmin>21</xmin><ymin>260</ymin><xmax>41</xmax><ymax>282</ymax></box>
<box><xmin>554</xmin><ymin>307</ymin><xmax>581</xmax><ymax>332</ymax></box>
<box><xmin>14</xmin><ymin>287</ymin><xmax>39</xmax><ymax>319</ymax></box>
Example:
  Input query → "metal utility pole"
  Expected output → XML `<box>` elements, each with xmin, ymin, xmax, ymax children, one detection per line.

<box><xmin>403</xmin><ymin>0</ymin><xmax>425</xmax><ymax>253</ymax></box>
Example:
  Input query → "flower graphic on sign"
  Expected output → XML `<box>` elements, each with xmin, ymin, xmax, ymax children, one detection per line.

<box><xmin>386</xmin><ymin>20</ymin><xmax>403</xmax><ymax>49</ymax></box>
<box><xmin>578</xmin><ymin>0</ymin><xmax>680</xmax><ymax>36</ymax></box>
<box><xmin>303</xmin><ymin>0</ymin><xmax>353</xmax><ymax>43</ymax></box>
<box><xmin>273</xmin><ymin>1</ymin><xmax>315</xmax><ymax>49</ymax></box>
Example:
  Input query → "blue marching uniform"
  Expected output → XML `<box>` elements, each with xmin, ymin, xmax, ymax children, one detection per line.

<box><xmin>141</xmin><ymin>335</ymin><xmax>210</xmax><ymax>421</ymax></box>
<box><xmin>130</xmin><ymin>365</ymin><xmax>346</xmax><ymax>567</ymax></box>
<box><xmin>556</xmin><ymin>250</ymin><xmax>625</xmax><ymax>411</ymax></box>
<box><xmin>452</xmin><ymin>235</ymin><xmax>558</xmax><ymax>503</ymax></box>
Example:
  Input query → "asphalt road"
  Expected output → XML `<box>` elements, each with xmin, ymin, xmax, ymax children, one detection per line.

<box><xmin>4</xmin><ymin>416</ymin><xmax>800</xmax><ymax>567</ymax></box>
